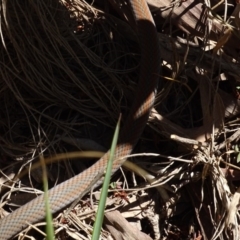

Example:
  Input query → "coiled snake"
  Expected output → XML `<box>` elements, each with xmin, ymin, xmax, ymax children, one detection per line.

<box><xmin>0</xmin><ymin>0</ymin><xmax>161</xmax><ymax>238</ymax></box>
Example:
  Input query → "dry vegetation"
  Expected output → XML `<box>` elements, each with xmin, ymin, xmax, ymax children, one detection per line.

<box><xmin>1</xmin><ymin>0</ymin><xmax>240</xmax><ymax>239</ymax></box>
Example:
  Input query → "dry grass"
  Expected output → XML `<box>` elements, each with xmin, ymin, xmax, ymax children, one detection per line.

<box><xmin>0</xmin><ymin>0</ymin><xmax>240</xmax><ymax>239</ymax></box>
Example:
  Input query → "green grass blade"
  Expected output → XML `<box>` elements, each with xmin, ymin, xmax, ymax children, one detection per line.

<box><xmin>40</xmin><ymin>156</ymin><xmax>55</xmax><ymax>240</ymax></box>
<box><xmin>91</xmin><ymin>115</ymin><xmax>121</xmax><ymax>240</ymax></box>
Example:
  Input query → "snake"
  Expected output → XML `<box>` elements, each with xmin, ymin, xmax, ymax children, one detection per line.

<box><xmin>0</xmin><ymin>0</ymin><xmax>161</xmax><ymax>239</ymax></box>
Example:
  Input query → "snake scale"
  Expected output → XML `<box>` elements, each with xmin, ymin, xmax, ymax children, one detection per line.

<box><xmin>0</xmin><ymin>0</ymin><xmax>161</xmax><ymax>239</ymax></box>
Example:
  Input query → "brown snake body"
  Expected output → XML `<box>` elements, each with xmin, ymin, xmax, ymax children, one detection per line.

<box><xmin>0</xmin><ymin>0</ymin><xmax>161</xmax><ymax>239</ymax></box>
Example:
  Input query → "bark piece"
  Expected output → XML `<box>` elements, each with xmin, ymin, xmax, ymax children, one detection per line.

<box><xmin>104</xmin><ymin>210</ymin><xmax>152</xmax><ymax>240</ymax></box>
